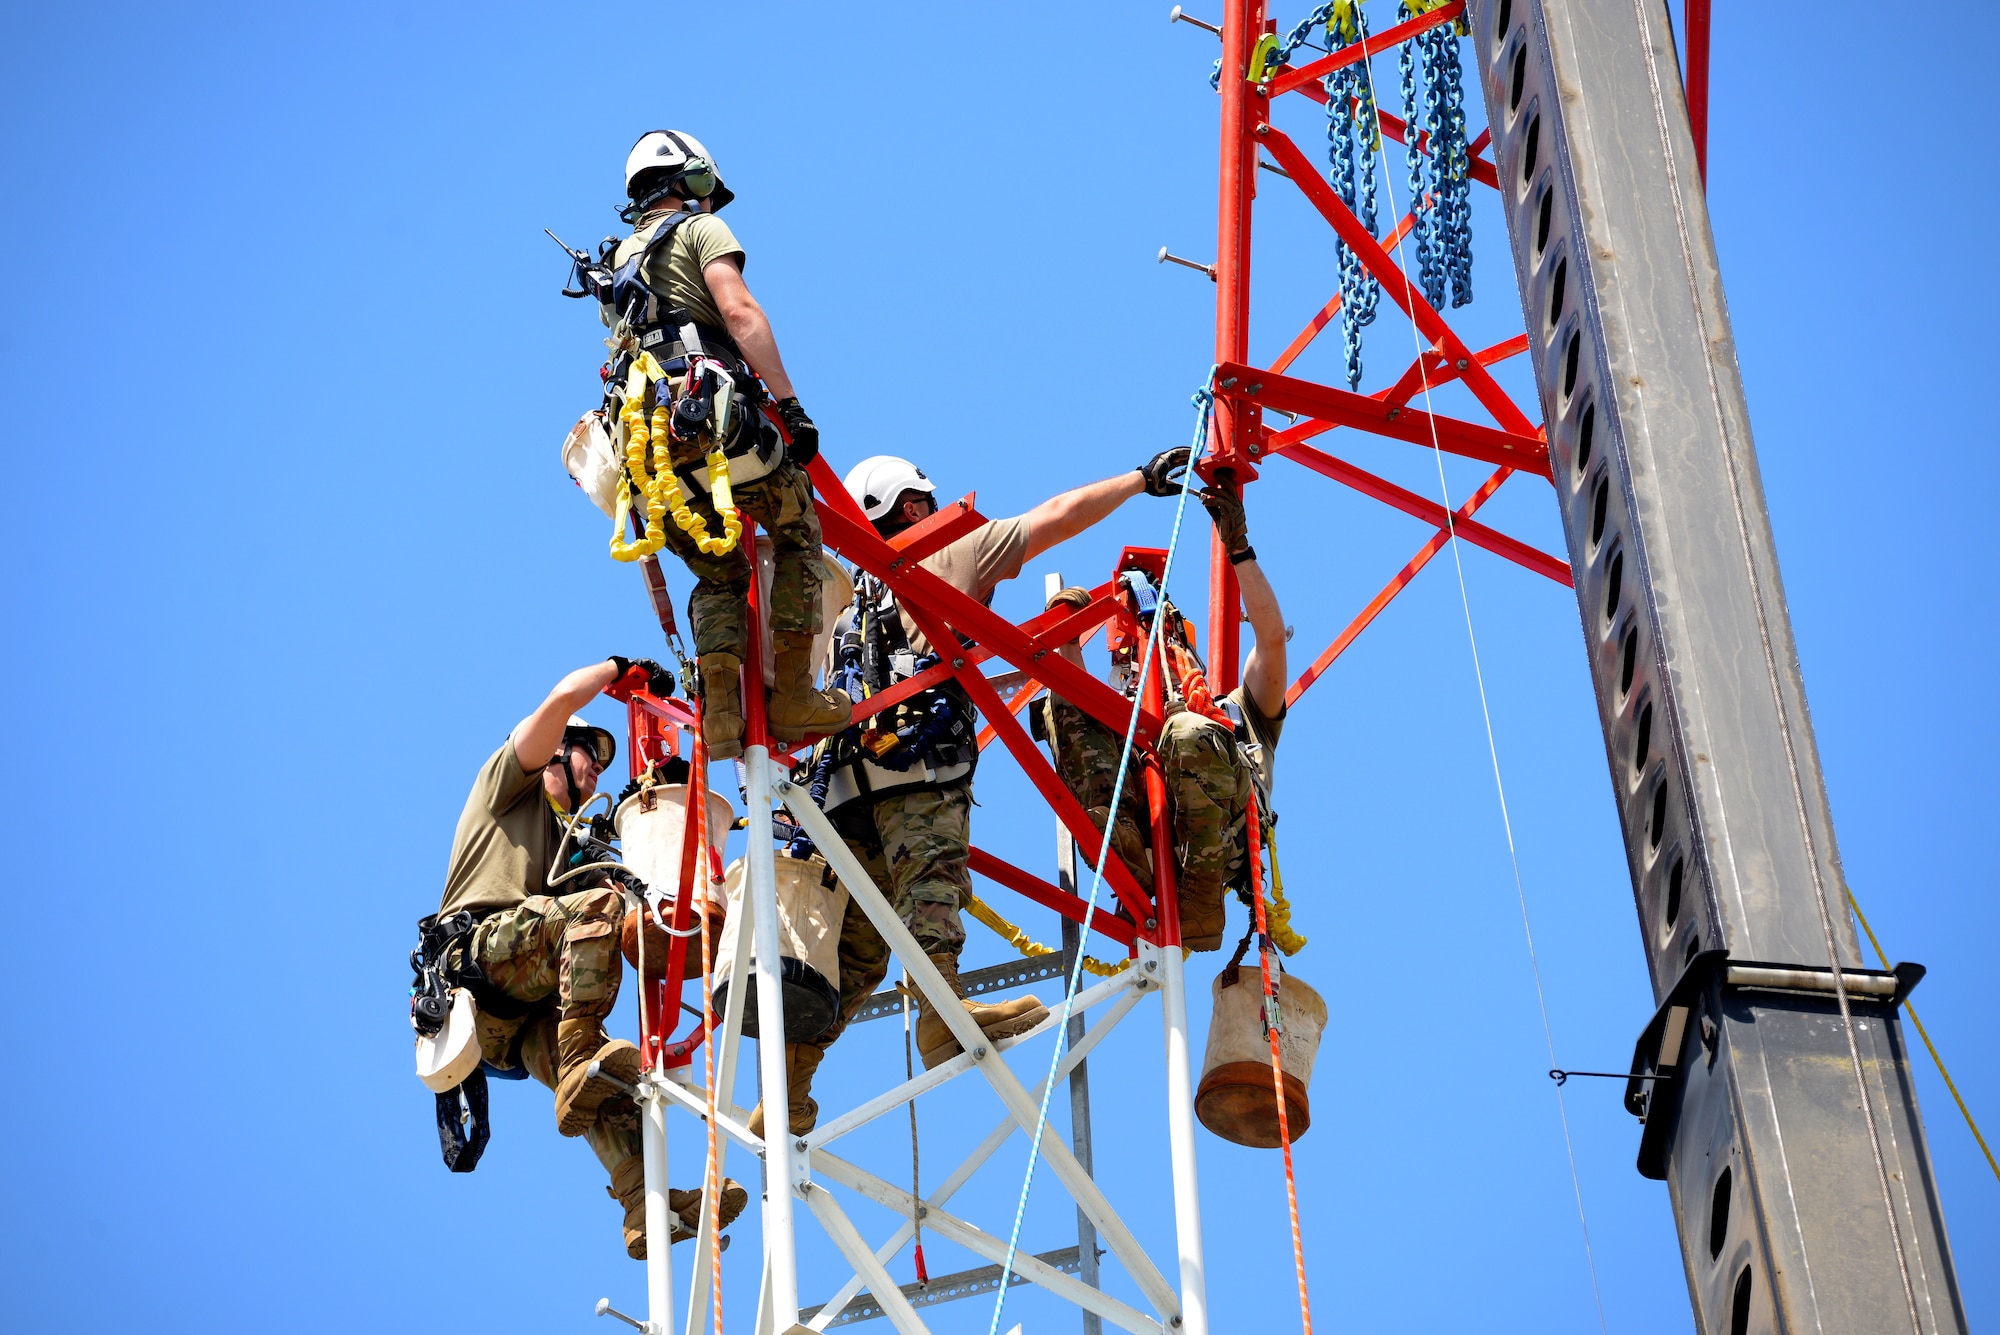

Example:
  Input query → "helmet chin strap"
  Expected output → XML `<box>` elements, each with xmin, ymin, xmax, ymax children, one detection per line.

<box><xmin>549</xmin><ymin>742</ymin><xmax>585</xmax><ymax>812</ymax></box>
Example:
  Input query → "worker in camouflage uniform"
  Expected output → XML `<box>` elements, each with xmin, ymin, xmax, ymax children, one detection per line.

<box><xmin>1043</xmin><ymin>478</ymin><xmax>1287</xmax><ymax>951</ymax></box>
<box><xmin>434</xmin><ymin>657</ymin><xmax>746</xmax><ymax>1259</ymax></box>
<box><xmin>745</xmin><ymin>448</ymin><xmax>1193</xmax><ymax>1139</ymax></box>
<box><xmin>606</xmin><ymin>131</ymin><xmax>849</xmax><ymax>758</ymax></box>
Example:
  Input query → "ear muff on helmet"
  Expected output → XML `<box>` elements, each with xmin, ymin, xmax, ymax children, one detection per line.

<box><xmin>622</xmin><ymin>130</ymin><xmax>734</xmax><ymax>219</ymax></box>
<box><xmin>675</xmin><ymin>157</ymin><xmax>717</xmax><ymax>200</ymax></box>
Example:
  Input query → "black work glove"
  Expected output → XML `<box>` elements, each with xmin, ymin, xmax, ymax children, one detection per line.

<box><xmin>776</xmin><ymin>397</ymin><xmax>819</xmax><ymax>467</ymax></box>
<box><xmin>606</xmin><ymin>656</ymin><xmax>675</xmax><ymax>702</ymax></box>
<box><xmin>1199</xmin><ymin>480</ymin><xmax>1250</xmax><ymax>555</ymax></box>
<box><xmin>1138</xmin><ymin>445</ymin><xmax>1192</xmax><ymax>497</ymax></box>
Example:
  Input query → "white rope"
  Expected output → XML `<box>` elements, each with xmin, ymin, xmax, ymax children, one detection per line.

<box><xmin>985</xmin><ymin>385</ymin><xmax>1213</xmax><ymax>1335</ymax></box>
<box><xmin>1352</xmin><ymin>42</ymin><xmax>1611</xmax><ymax>1334</ymax></box>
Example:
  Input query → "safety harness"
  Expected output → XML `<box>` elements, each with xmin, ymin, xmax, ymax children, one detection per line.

<box><xmin>805</xmin><ymin>572</ymin><xmax>978</xmax><ymax>818</ymax></box>
<box><xmin>1102</xmin><ymin>569</ymin><xmax>1276</xmax><ymax>897</ymax></box>
<box><xmin>598</xmin><ymin>209</ymin><xmax>786</xmax><ymax>560</ymax></box>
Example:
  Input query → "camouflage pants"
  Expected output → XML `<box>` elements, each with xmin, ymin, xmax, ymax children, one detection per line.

<box><xmin>1045</xmin><ymin>699</ymin><xmax>1249</xmax><ymax>903</ymax></box>
<box><xmin>471</xmin><ymin>888</ymin><xmax>626</xmax><ymax>1021</ymax></box>
<box><xmin>832</xmin><ymin>784</ymin><xmax>973</xmax><ymax>959</ymax></box>
<box><xmin>1044</xmin><ymin>698</ymin><xmax>1156</xmax><ymax>890</ymax></box>
<box><xmin>660</xmin><ymin>463</ymin><xmax>825</xmax><ymax>661</ymax></box>
<box><xmin>807</xmin><ymin>785</ymin><xmax>976</xmax><ymax>1054</ymax></box>
<box><xmin>1154</xmin><ymin>710</ymin><xmax>1252</xmax><ymax>902</ymax></box>
<box><xmin>470</xmin><ymin>889</ymin><xmax>639</xmax><ymax>1175</ymax></box>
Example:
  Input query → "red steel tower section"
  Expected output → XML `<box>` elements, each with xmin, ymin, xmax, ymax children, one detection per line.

<box><xmin>1200</xmin><ymin>0</ymin><xmax>1580</xmax><ymax>702</ymax></box>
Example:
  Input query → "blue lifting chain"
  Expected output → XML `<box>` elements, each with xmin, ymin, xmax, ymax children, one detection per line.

<box><xmin>1399</xmin><ymin>0</ymin><xmax>1474</xmax><ymax>311</ymax></box>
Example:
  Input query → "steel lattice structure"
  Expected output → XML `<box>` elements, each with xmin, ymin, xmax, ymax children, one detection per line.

<box><xmin>590</xmin><ymin>3</ymin><xmax>1969</xmax><ymax>1333</ymax></box>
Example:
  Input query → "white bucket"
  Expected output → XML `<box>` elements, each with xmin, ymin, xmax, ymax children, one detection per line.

<box><xmin>755</xmin><ymin>540</ymin><xmax>854</xmax><ymax>681</ymax></box>
<box><xmin>614</xmin><ymin>784</ymin><xmax>734</xmax><ymax>969</ymax></box>
<box><xmin>711</xmin><ymin>851</ymin><xmax>850</xmax><ymax>1042</ymax></box>
<box><xmin>1195</xmin><ymin>963</ymin><xmax>1327</xmax><ymax>1148</ymax></box>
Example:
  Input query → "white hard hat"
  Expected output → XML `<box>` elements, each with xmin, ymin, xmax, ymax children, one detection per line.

<box><xmin>844</xmin><ymin>455</ymin><xmax>936</xmax><ymax>522</ymax></box>
<box><xmin>624</xmin><ymin>129</ymin><xmax>734</xmax><ymax>213</ymax></box>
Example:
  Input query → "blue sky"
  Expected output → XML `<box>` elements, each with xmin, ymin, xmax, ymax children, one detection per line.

<box><xmin>2</xmin><ymin>3</ymin><xmax>1992</xmax><ymax>1333</ymax></box>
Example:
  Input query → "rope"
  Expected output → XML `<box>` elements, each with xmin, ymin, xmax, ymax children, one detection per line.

<box><xmin>1349</xmin><ymin>37</ymin><xmax>1611</xmax><ymax>1333</ymax></box>
<box><xmin>986</xmin><ymin>375</ymin><xmax>1214</xmax><ymax>1335</ymax></box>
<box><xmin>967</xmin><ymin>893</ymin><xmax>1130</xmax><ymax>977</ymax></box>
<box><xmin>900</xmin><ymin>971</ymin><xmax>930</xmax><ymax>1287</ymax></box>
<box><xmin>1849</xmin><ymin>889</ymin><xmax>1999</xmax><ymax>1185</ymax></box>
<box><xmin>1246</xmin><ymin>794</ymin><xmax>1311</xmax><ymax>1334</ymax></box>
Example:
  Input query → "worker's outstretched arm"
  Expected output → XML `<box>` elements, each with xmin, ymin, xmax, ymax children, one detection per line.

<box><xmin>514</xmin><ymin>661</ymin><xmax>620</xmax><ymax>771</ymax></box>
<box><xmin>1202</xmin><ymin>480</ymin><xmax>1287</xmax><ymax>717</ymax></box>
<box><xmin>1022</xmin><ymin>473</ymin><xmax>1143</xmax><ymax>563</ymax></box>
<box><xmin>705</xmin><ymin>257</ymin><xmax>796</xmax><ymax>400</ymax></box>
<box><xmin>1021</xmin><ymin>446</ymin><xmax>1193</xmax><ymax>563</ymax></box>
<box><xmin>1236</xmin><ymin>556</ymin><xmax>1287</xmax><ymax>719</ymax></box>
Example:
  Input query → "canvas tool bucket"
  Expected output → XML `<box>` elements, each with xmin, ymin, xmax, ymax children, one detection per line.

<box><xmin>711</xmin><ymin>852</ymin><xmax>849</xmax><ymax>1042</ymax></box>
<box><xmin>1195</xmin><ymin>963</ymin><xmax>1327</xmax><ymax>1148</ymax></box>
<box><xmin>614</xmin><ymin>784</ymin><xmax>734</xmax><ymax>972</ymax></box>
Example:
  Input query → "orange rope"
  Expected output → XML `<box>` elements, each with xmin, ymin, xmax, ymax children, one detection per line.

<box><xmin>1176</xmin><ymin>660</ymin><xmax>1236</xmax><ymax>729</ymax></box>
<box><xmin>1247</xmin><ymin>793</ymin><xmax>1311</xmax><ymax>1334</ymax></box>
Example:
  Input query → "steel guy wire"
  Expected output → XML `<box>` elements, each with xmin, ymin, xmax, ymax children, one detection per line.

<box><xmin>986</xmin><ymin>377</ymin><xmax>1214</xmax><ymax>1335</ymax></box>
<box><xmin>1352</xmin><ymin>32</ymin><xmax>1610</xmax><ymax>1335</ymax></box>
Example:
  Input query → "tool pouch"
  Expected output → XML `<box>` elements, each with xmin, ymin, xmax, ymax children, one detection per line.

<box><xmin>670</xmin><ymin>379</ymin><xmax>787</xmax><ymax>498</ymax></box>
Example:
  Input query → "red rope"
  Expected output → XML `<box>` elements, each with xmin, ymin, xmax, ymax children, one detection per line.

<box><xmin>688</xmin><ymin>701</ymin><xmax>727</xmax><ymax>1335</ymax></box>
<box><xmin>1247</xmin><ymin>793</ymin><xmax>1312</xmax><ymax>1334</ymax></box>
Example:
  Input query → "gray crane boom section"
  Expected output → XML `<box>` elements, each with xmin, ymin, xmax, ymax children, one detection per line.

<box><xmin>1465</xmin><ymin>0</ymin><xmax>1966</xmax><ymax>1330</ymax></box>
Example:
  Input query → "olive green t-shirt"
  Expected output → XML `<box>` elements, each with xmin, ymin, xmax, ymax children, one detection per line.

<box><xmin>899</xmin><ymin>515</ymin><xmax>1033</xmax><ymax>658</ymax></box>
<box><xmin>436</xmin><ymin>740</ymin><xmax>563</xmax><ymax>917</ymax></box>
<box><xmin>609</xmin><ymin>208</ymin><xmax>745</xmax><ymax>332</ymax></box>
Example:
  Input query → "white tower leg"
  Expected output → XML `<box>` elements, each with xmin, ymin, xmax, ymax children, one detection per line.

<box><xmin>643</xmin><ymin>1084</ymin><xmax>675</xmax><ymax>1334</ymax></box>
<box><xmin>743</xmin><ymin>744</ymin><xmax>800</xmax><ymax>1325</ymax></box>
<box><xmin>1155</xmin><ymin>943</ymin><xmax>1209</xmax><ymax>1335</ymax></box>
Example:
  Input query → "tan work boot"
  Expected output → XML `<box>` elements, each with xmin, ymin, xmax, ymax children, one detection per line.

<box><xmin>1087</xmin><ymin>805</ymin><xmax>1154</xmax><ymax>893</ymax></box>
<box><xmin>554</xmin><ymin>1017</ymin><xmax>645</xmax><ymax>1138</ymax></box>
<box><xmin>609</xmin><ymin>1155</ymin><xmax>650</xmax><ymax>1259</ymax></box>
<box><xmin>745</xmin><ymin>1042</ymin><xmax>826</xmax><ymax>1141</ymax></box>
<box><xmin>766</xmin><ymin>630</ymin><xmax>853</xmax><ymax>742</ymax></box>
<box><xmin>668</xmin><ymin>1179</ymin><xmax>750</xmax><ymax>1241</ymax></box>
<box><xmin>913</xmin><ymin>951</ymin><xmax>1050</xmax><ymax>1069</ymax></box>
<box><xmin>610</xmin><ymin>1157</ymin><xmax>750</xmax><ymax>1259</ymax></box>
<box><xmin>1176</xmin><ymin>874</ymin><xmax>1227</xmax><ymax>952</ymax></box>
<box><xmin>698</xmin><ymin>653</ymin><xmax>746</xmax><ymax>760</ymax></box>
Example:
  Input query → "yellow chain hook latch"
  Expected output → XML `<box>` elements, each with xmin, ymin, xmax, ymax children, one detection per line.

<box><xmin>1246</xmin><ymin>32</ymin><xmax>1282</xmax><ymax>84</ymax></box>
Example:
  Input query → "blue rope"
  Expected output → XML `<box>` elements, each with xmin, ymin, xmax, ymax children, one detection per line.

<box><xmin>985</xmin><ymin>377</ymin><xmax>1215</xmax><ymax>1335</ymax></box>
